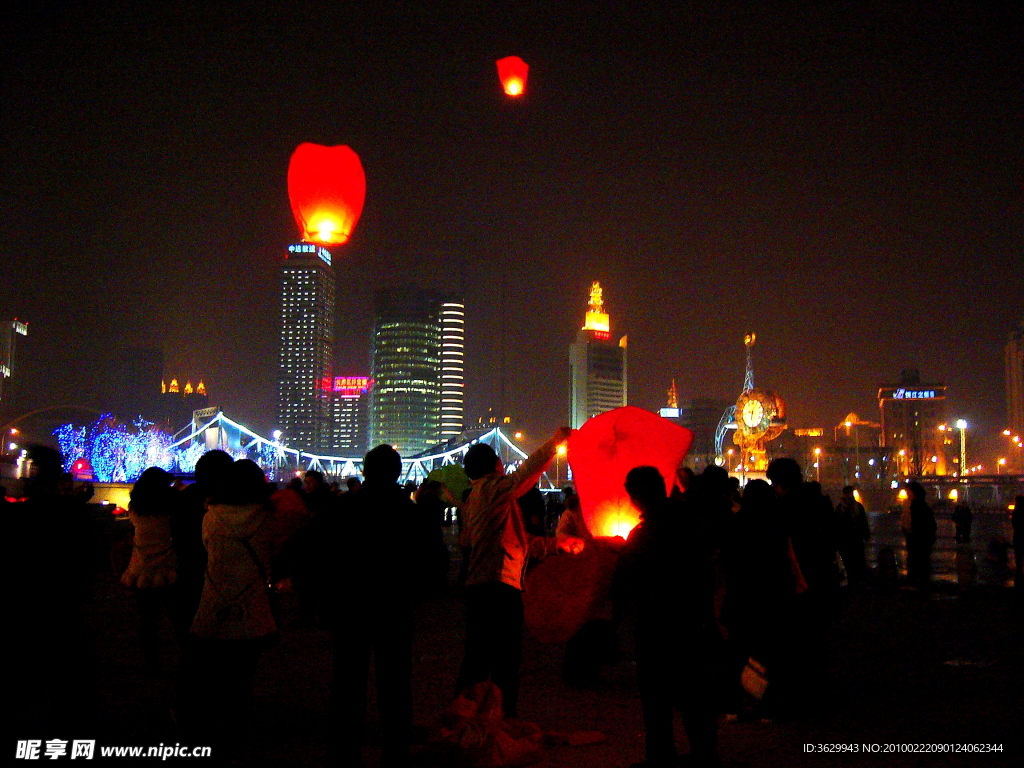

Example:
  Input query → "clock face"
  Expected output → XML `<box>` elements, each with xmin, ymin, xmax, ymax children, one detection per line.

<box><xmin>742</xmin><ymin>398</ymin><xmax>764</xmax><ymax>428</ymax></box>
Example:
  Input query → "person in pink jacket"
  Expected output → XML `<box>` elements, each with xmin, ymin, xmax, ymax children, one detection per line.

<box><xmin>455</xmin><ymin>426</ymin><xmax>571</xmax><ymax>717</ymax></box>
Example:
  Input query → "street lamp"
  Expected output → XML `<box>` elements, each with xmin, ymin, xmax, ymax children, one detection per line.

<box><xmin>555</xmin><ymin>443</ymin><xmax>567</xmax><ymax>487</ymax></box>
<box><xmin>955</xmin><ymin>419</ymin><xmax>967</xmax><ymax>478</ymax></box>
<box><xmin>814</xmin><ymin>447</ymin><xmax>821</xmax><ymax>483</ymax></box>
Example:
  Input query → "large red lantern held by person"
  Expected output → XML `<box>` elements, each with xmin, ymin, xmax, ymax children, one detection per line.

<box><xmin>287</xmin><ymin>143</ymin><xmax>366</xmax><ymax>246</ymax></box>
<box><xmin>495</xmin><ymin>56</ymin><xmax>529</xmax><ymax>97</ymax></box>
<box><xmin>567</xmin><ymin>406</ymin><xmax>693</xmax><ymax>539</ymax></box>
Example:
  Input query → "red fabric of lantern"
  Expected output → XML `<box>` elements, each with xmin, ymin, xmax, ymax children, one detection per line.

<box><xmin>495</xmin><ymin>56</ymin><xmax>529</xmax><ymax>97</ymax></box>
<box><xmin>567</xmin><ymin>406</ymin><xmax>693</xmax><ymax>539</ymax></box>
<box><xmin>287</xmin><ymin>143</ymin><xmax>366</xmax><ymax>246</ymax></box>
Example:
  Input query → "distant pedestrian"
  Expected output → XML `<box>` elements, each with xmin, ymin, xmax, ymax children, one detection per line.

<box><xmin>903</xmin><ymin>481</ymin><xmax>936</xmax><ymax>590</ymax></box>
<box><xmin>952</xmin><ymin>501</ymin><xmax>973</xmax><ymax>544</ymax></box>
<box><xmin>835</xmin><ymin>486</ymin><xmax>870</xmax><ymax>585</ymax></box>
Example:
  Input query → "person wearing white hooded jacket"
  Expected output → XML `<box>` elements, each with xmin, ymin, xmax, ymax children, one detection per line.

<box><xmin>180</xmin><ymin>458</ymin><xmax>278</xmax><ymax>753</ymax></box>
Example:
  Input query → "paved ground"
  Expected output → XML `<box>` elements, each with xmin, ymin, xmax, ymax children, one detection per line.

<box><xmin>80</xmin><ymin>537</ymin><xmax>1022</xmax><ymax>768</ymax></box>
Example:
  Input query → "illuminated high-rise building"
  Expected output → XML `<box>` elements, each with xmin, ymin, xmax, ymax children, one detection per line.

<box><xmin>0</xmin><ymin>319</ymin><xmax>28</xmax><ymax>403</ymax></box>
<box><xmin>369</xmin><ymin>288</ymin><xmax>464</xmax><ymax>455</ymax></box>
<box><xmin>276</xmin><ymin>244</ymin><xmax>335</xmax><ymax>452</ymax></box>
<box><xmin>570</xmin><ymin>282</ymin><xmax>627</xmax><ymax>429</ymax></box>
<box><xmin>1006</xmin><ymin>322</ymin><xmax>1024</xmax><ymax>436</ymax></box>
<box><xmin>878</xmin><ymin>369</ymin><xmax>947</xmax><ymax>477</ymax></box>
<box><xmin>326</xmin><ymin>376</ymin><xmax>371</xmax><ymax>457</ymax></box>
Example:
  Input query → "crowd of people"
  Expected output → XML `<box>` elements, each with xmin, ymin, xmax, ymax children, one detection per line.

<box><xmin>9</xmin><ymin>437</ymin><xmax>1021</xmax><ymax>768</ymax></box>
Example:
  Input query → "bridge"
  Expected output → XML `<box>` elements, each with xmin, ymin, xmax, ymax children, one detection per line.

<box><xmin>166</xmin><ymin>409</ymin><xmax>561</xmax><ymax>489</ymax></box>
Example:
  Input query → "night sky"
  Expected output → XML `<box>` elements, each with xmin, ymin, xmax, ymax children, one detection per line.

<box><xmin>2</xmin><ymin>1</ymin><xmax>1021</xmax><ymax>460</ymax></box>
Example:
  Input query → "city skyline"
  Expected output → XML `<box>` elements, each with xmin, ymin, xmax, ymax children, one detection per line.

<box><xmin>1</xmin><ymin>2</ymin><xmax>1021</xmax><ymax>464</ymax></box>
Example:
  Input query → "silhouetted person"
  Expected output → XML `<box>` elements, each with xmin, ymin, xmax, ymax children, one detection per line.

<box><xmin>1013</xmin><ymin>495</ymin><xmax>1023</xmax><ymax>597</ymax></box>
<box><xmin>322</xmin><ymin>444</ymin><xmax>421</xmax><ymax>768</ymax></box>
<box><xmin>415</xmin><ymin>479</ymin><xmax>452</xmax><ymax>591</ymax></box>
<box><xmin>181</xmin><ymin>459</ymin><xmax>278</xmax><ymax>756</ymax></box>
<box><xmin>172</xmin><ymin>449</ymin><xmax>233</xmax><ymax>640</ymax></box>
<box><xmin>12</xmin><ymin>445</ymin><xmax>99</xmax><ymax>735</ymax></box>
<box><xmin>518</xmin><ymin>484</ymin><xmax>547</xmax><ymax>537</ymax></box>
<box><xmin>903</xmin><ymin>481</ymin><xmax>936</xmax><ymax>590</ymax></box>
<box><xmin>455</xmin><ymin>427</ymin><xmax>570</xmax><ymax>717</ymax></box>
<box><xmin>122</xmin><ymin>466</ymin><xmax>178</xmax><ymax>673</ymax></box>
<box><xmin>835</xmin><ymin>486</ymin><xmax>870</xmax><ymax>585</ymax></box>
<box><xmin>952</xmin><ymin>501</ymin><xmax>973</xmax><ymax>544</ymax></box>
<box><xmin>767</xmin><ymin>458</ymin><xmax>839</xmax><ymax>711</ymax></box>
<box><xmin>615</xmin><ymin>466</ymin><xmax>720</xmax><ymax>768</ymax></box>
<box><xmin>721</xmin><ymin>478</ymin><xmax>796</xmax><ymax>719</ymax></box>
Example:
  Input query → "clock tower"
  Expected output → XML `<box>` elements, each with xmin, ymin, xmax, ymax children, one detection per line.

<box><xmin>732</xmin><ymin>334</ymin><xmax>786</xmax><ymax>475</ymax></box>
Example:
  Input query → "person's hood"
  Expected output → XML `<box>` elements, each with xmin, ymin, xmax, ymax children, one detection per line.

<box><xmin>206</xmin><ymin>502</ymin><xmax>270</xmax><ymax>538</ymax></box>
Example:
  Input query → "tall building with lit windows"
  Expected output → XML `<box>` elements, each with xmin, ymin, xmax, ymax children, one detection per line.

<box><xmin>276</xmin><ymin>244</ymin><xmax>335</xmax><ymax>452</ymax></box>
<box><xmin>326</xmin><ymin>376</ymin><xmax>371</xmax><ymax>457</ymax></box>
<box><xmin>439</xmin><ymin>301</ymin><xmax>466</xmax><ymax>440</ymax></box>
<box><xmin>569</xmin><ymin>282</ymin><xmax>627</xmax><ymax>429</ymax></box>
<box><xmin>369</xmin><ymin>289</ymin><xmax>464</xmax><ymax>455</ymax></box>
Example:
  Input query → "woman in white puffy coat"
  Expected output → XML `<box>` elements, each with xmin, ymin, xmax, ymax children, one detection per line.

<box><xmin>121</xmin><ymin>466</ymin><xmax>178</xmax><ymax>673</ymax></box>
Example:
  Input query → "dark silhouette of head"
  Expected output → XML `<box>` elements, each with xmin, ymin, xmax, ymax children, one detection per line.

<box><xmin>23</xmin><ymin>445</ymin><xmax>63</xmax><ymax>496</ymax></box>
<box><xmin>194</xmin><ymin>449</ymin><xmax>233</xmax><ymax>491</ymax></box>
<box><xmin>842</xmin><ymin>485</ymin><xmax>855</xmax><ymax>498</ymax></box>
<box><xmin>346</xmin><ymin>476</ymin><xmax>362</xmax><ymax>492</ymax></box>
<box><xmin>742</xmin><ymin>478</ymin><xmax>774</xmax><ymax>509</ymax></box>
<box><xmin>464</xmin><ymin>443</ymin><xmax>500</xmax><ymax>480</ymax></box>
<box><xmin>303</xmin><ymin>469</ymin><xmax>325</xmax><ymax>493</ymax></box>
<box><xmin>677</xmin><ymin>466</ymin><xmax>696</xmax><ymax>491</ymax></box>
<box><xmin>213</xmin><ymin>459</ymin><xmax>269</xmax><ymax>505</ymax></box>
<box><xmin>766</xmin><ymin>457</ymin><xmax>803</xmax><ymax>494</ymax></box>
<box><xmin>363</xmin><ymin>444</ymin><xmax>402</xmax><ymax>484</ymax></box>
<box><xmin>906</xmin><ymin>481</ymin><xmax>926</xmax><ymax>502</ymax></box>
<box><xmin>624</xmin><ymin>466</ymin><xmax>667</xmax><ymax>516</ymax></box>
<box><xmin>130</xmin><ymin>467</ymin><xmax>175</xmax><ymax>515</ymax></box>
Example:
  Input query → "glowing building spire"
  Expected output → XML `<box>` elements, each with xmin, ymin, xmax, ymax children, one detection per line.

<box><xmin>184</xmin><ymin>381</ymin><xmax>194</xmax><ymax>395</ymax></box>
<box><xmin>582</xmin><ymin>281</ymin><xmax>610</xmax><ymax>333</ymax></box>
<box><xmin>168</xmin><ymin>378</ymin><xmax>179</xmax><ymax>394</ymax></box>
<box><xmin>161</xmin><ymin>380</ymin><xmax>166</xmax><ymax>394</ymax></box>
<box><xmin>667</xmin><ymin>378</ymin><xmax>678</xmax><ymax>409</ymax></box>
<box><xmin>197</xmin><ymin>380</ymin><xmax>206</xmax><ymax>396</ymax></box>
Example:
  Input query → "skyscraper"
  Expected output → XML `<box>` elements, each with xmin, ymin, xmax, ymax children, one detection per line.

<box><xmin>326</xmin><ymin>376</ymin><xmax>371</xmax><ymax>457</ymax></box>
<box><xmin>369</xmin><ymin>288</ymin><xmax>464</xmax><ymax>455</ymax></box>
<box><xmin>276</xmin><ymin>243</ymin><xmax>335</xmax><ymax>452</ymax></box>
<box><xmin>569</xmin><ymin>282</ymin><xmax>627</xmax><ymax>429</ymax></box>
<box><xmin>0</xmin><ymin>319</ymin><xmax>28</xmax><ymax>403</ymax></box>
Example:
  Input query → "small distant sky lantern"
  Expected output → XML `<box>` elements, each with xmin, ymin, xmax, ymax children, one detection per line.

<box><xmin>496</xmin><ymin>56</ymin><xmax>529</xmax><ymax>97</ymax></box>
<box><xmin>287</xmin><ymin>143</ymin><xmax>366</xmax><ymax>246</ymax></box>
<box><xmin>568</xmin><ymin>406</ymin><xmax>693</xmax><ymax>539</ymax></box>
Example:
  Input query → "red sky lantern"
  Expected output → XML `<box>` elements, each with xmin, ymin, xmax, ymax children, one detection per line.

<box><xmin>496</xmin><ymin>56</ymin><xmax>529</xmax><ymax>97</ymax></box>
<box><xmin>567</xmin><ymin>406</ymin><xmax>693</xmax><ymax>539</ymax></box>
<box><xmin>287</xmin><ymin>143</ymin><xmax>366</xmax><ymax>246</ymax></box>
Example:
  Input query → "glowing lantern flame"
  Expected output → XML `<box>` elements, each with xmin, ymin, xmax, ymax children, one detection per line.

<box><xmin>287</xmin><ymin>143</ymin><xmax>366</xmax><ymax>246</ymax></box>
<box><xmin>496</xmin><ymin>56</ymin><xmax>529</xmax><ymax>97</ymax></box>
<box><xmin>568</xmin><ymin>406</ymin><xmax>693</xmax><ymax>540</ymax></box>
